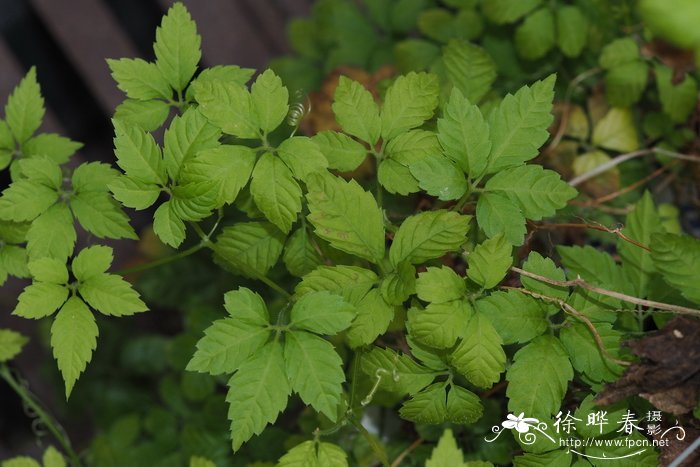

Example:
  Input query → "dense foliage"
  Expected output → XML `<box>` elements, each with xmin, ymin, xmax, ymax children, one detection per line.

<box><xmin>1</xmin><ymin>1</ymin><xmax>700</xmax><ymax>466</ymax></box>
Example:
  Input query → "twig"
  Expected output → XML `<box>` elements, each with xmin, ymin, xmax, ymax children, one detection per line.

<box><xmin>511</xmin><ymin>267</ymin><xmax>700</xmax><ymax>317</ymax></box>
<box><xmin>528</xmin><ymin>221</ymin><xmax>651</xmax><ymax>252</ymax></box>
<box><xmin>390</xmin><ymin>438</ymin><xmax>424</xmax><ymax>467</ymax></box>
<box><xmin>587</xmin><ymin>162</ymin><xmax>676</xmax><ymax>205</ymax></box>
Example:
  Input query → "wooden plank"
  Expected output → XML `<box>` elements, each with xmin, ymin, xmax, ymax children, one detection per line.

<box><xmin>30</xmin><ymin>0</ymin><xmax>142</xmax><ymax>113</ymax></box>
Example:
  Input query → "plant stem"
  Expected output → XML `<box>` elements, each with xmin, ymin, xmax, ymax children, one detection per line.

<box><xmin>348</xmin><ymin>417</ymin><xmax>390</xmax><ymax>467</ymax></box>
<box><xmin>115</xmin><ymin>242</ymin><xmax>206</xmax><ymax>276</ymax></box>
<box><xmin>0</xmin><ymin>364</ymin><xmax>83</xmax><ymax>467</ymax></box>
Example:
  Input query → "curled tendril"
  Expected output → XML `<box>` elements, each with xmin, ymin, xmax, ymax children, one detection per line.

<box><xmin>484</xmin><ymin>425</ymin><xmax>504</xmax><ymax>442</ymax></box>
<box><xmin>31</xmin><ymin>418</ymin><xmax>48</xmax><ymax>438</ymax></box>
<box><xmin>661</xmin><ymin>422</ymin><xmax>686</xmax><ymax>441</ymax></box>
<box><xmin>287</xmin><ymin>90</ymin><xmax>311</xmax><ymax>127</ymax></box>
<box><xmin>361</xmin><ymin>368</ymin><xmax>388</xmax><ymax>406</ymax></box>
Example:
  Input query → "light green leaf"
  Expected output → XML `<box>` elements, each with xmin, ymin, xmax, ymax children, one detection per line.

<box><xmin>79</xmin><ymin>274</ymin><xmax>148</xmax><ymax>317</ymax></box>
<box><xmin>290</xmin><ymin>291</ymin><xmax>355</xmax><ymax>335</ymax></box>
<box><xmin>28</xmin><ymin>257</ymin><xmax>68</xmax><ymax>284</ymax></box>
<box><xmin>557</xmin><ymin>245</ymin><xmax>630</xmax><ymax>306</ymax></box>
<box><xmin>399</xmin><ymin>383</ymin><xmax>448</xmax><ymax>424</ymax></box>
<box><xmin>113</xmin><ymin>99</ymin><xmax>170</xmax><ymax>132</ymax></box>
<box><xmin>214</xmin><ymin>222</ymin><xmax>285</xmax><ymax>278</ymax></box>
<box><xmin>380</xmin><ymin>72</ymin><xmax>439</xmax><ymax>141</ymax></box>
<box><xmin>193</xmin><ymin>80</ymin><xmax>259</xmax><ymax>138</ymax></box>
<box><xmin>361</xmin><ymin>347</ymin><xmax>437</xmax><ymax>395</ymax></box>
<box><xmin>296</xmin><ymin>265</ymin><xmax>378</xmax><ymax>304</ymax></box>
<box><xmin>521</xmin><ymin>251</ymin><xmax>569</xmax><ymax>300</ymax></box>
<box><xmin>332</xmin><ymin>76</ymin><xmax>381</xmax><ymax>145</ymax></box>
<box><xmin>163</xmin><ymin>107</ymin><xmax>221</xmax><ymax>180</ymax></box>
<box><xmin>154</xmin><ymin>2</ymin><xmax>201</xmax><ymax>92</ymax></box>
<box><xmin>515</xmin><ymin>9</ymin><xmax>554</xmax><ymax>60</ymax></box>
<box><xmin>306</xmin><ymin>171</ymin><xmax>384</xmax><ymax>263</ymax></box>
<box><xmin>278</xmin><ymin>136</ymin><xmax>328</xmax><ymax>181</ymax></box>
<box><xmin>181</xmin><ymin>145</ymin><xmax>256</xmax><ymax>205</ymax></box>
<box><xmin>484</xmin><ymin>165</ymin><xmax>577</xmax><ymax>220</ymax></box>
<box><xmin>377</xmin><ymin>159</ymin><xmax>420</xmax><ymax>196</ymax></box>
<box><xmin>450</xmin><ymin>312</ymin><xmax>505</xmax><ymax>388</ymax></box>
<box><xmin>0</xmin><ymin>245</ymin><xmax>29</xmax><ymax>278</ymax></box>
<box><xmin>227</xmin><ymin>341</ymin><xmax>290</xmax><ymax>451</ymax></box>
<box><xmin>1</xmin><ymin>457</ymin><xmax>41</xmax><ymax>467</ymax></box>
<box><xmin>169</xmin><ymin>180</ymin><xmax>219</xmax><ymax>221</ymax></box>
<box><xmin>223</xmin><ymin>287</ymin><xmax>270</xmax><ymax>326</ymax></box>
<box><xmin>656</xmin><ymin>64</ymin><xmax>698</xmax><ymax>123</ymax></box>
<box><xmin>71</xmin><ymin>245</ymin><xmax>113</xmax><ymax>282</ymax></box>
<box><xmin>592</xmin><ymin>108</ymin><xmax>639</xmax><ymax>152</ymax></box>
<box><xmin>16</xmin><ymin>157</ymin><xmax>61</xmax><ymax>190</ymax></box>
<box><xmin>486</xmin><ymin>74</ymin><xmax>555</xmax><ymax>173</ymax></box>
<box><xmin>13</xmin><ymin>283</ymin><xmax>68</xmax><ymax>319</ymax></box>
<box><xmin>389</xmin><ymin>209</ymin><xmax>470</xmax><ymax>266</ymax></box>
<box><xmin>446</xmin><ymin>385</ymin><xmax>484</xmax><ymax>424</ymax></box>
<box><xmin>187</xmin><ymin>65</ymin><xmax>254</xmax><ymax>101</ymax></box>
<box><xmin>380</xmin><ymin>261</ymin><xmax>416</xmax><ymax>305</ymax></box>
<box><xmin>283</xmin><ymin>228</ymin><xmax>323</xmax><ymax>277</ymax></box>
<box><xmin>650</xmin><ymin>233</ymin><xmax>700</xmax><ymax>304</ymax></box>
<box><xmin>514</xmin><ymin>450</ymin><xmax>572</xmax><ymax>467</ymax></box>
<box><xmin>153</xmin><ymin>201</ymin><xmax>186</xmax><ymax>248</ymax></box>
<box><xmin>311</xmin><ymin>130</ymin><xmax>367</xmax><ymax>172</ymax></box>
<box><xmin>42</xmin><ymin>446</ymin><xmax>66</xmax><ymax>467</ymax></box>
<box><xmin>72</xmin><ymin>162</ymin><xmax>119</xmax><ymax>193</ymax></box>
<box><xmin>385</xmin><ymin>129</ymin><xmax>440</xmax><ymax>166</ymax></box>
<box><xmin>5</xmin><ymin>67</ymin><xmax>45</xmax><ymax>144</ymax></box>
<box><xmin>442</xmin><ymin>40</ymin><xmax>496</xmax><ymax>104</ymax></box>
<box><xmin>438</xmin><ymin>89</ymin><xmax>490</xmax><ymax>177</ymax></box>
<box><xmin>467</xmin><ymin>234</ymin><xmax>512</xmax><ymax>289</ymax></box>
<box><xmin>426</xmin><ymin>429</ymin><xmax>465</xmax><ymax>467</ymax></box>
<box><xmin>476</xmin><ymin>290</ymin><xmax>548</xmax><ymax>344</ymax></box>
<box><xmin>188</xmin><ymin>456</ymin><xmax>215</xmax><ymax>467</ymax></box>
<box><xmin>51</xmin><ymin>297</ymin><xmax>98</xmax><ymax>398</ymax></box>
<box><xmin>251</xmin><ymin>153</ymin><xmax>302</xmax><ymax>233</ymax></box>
<box><xmin>109</xmin><ymin>176</ymin><xmax>161</xmax><ymax>210</ymax></box>
<box><xmin>410</xmin><ymin>153</ymin><xmax>468</xmax><ymax>201</ymax></box>
<box><xmin>605</xmin><ymin>61</ymin><xmax>648</xmax><ymax>107</ymax></box>
<box><xmin>187</xmin><ymin>318</ymin><xmax>269</xmax><ymax>375</ymax></box>
<box><xmin>559</xmin><ymin>321</ymin><xmax>624</xmax><ymax>383</ymax></box>
<box><xmin>250</xmin><ymin>69</ymin><xmax>289</xmax><ymax>133</ymax></box>
<box><xmin>408</xmin><ymin>300</ymin><xmax>471</xmax><ymax>348</ymax></box>
<box><xmin>0</xmin><ymin>179</ymin><xmax>58</xmax><ymax>222</ymax></box>
<box><xmin>0</xmin><ymin>329</ymin><xmax>29</xmax><ymax>362</ymax></box>
<box><xmin>556</xmin><ymin>6</ymin><xmax>588</xmax><ymax>57</ymax></box>
<box><xmin>26</xmin><ymin>202</ymin><xmax>76</xmax><ymax>261</ymax></box>
<box><xmin>346</xmin><ymin>288</ymin><xmax>395</xmax><ymax>348</ymax></box>
<box><xmin>476</xmin><ymin>192</ymin><xmax>526</xmax><ymax>246</ymax></box>
<box><xmin>106</xmin><ymin>58</ymin><xmax>171</xmax><ymax>100</ymax></box>
<box><xmin>416</xmin><ymin>266</ymin><xmax>465</xmax><ymax>303</ymax></box>
<box><xmin>71</xmin><ymin>192</ymin><xmax>137</xmax><ymax>240</ymax></box>
<box><xmin>112</xmin><ymin>119</ymin><xmax>167</xmax><ymax>185</ymax></box>
<box><xmin>284</xmin><ymin>331</ymin><xmax>344</xmax><ymax>421</ymax></box>
<box><xmin>23</xmin><ymin>133</ymin><xmax>82</xmax><ymax>164</ymax></box>
<box><xmin>506</xmin><ymin>335</ymin><xmax>573</xmax><ymax>418</ymax></box>
<box><xmin>482</xmin><ymin>0</ymin><xmax>541</xmax><ymax>24</ymax></box>
<box><xmin>278</xmin><ymin>440</ymin><xmax>348</xmax><ymax>467</ymax></box>
<box><xmin>599</xmin><ymin>38</ymin><xmax>639</xmax><ymax>69</ymax></box>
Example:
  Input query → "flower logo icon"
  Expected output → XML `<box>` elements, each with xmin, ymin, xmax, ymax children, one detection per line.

<box><xmin>502</xmin><ymin>412</ymin><xmax>540</xmax><ymax>433</ymax></box>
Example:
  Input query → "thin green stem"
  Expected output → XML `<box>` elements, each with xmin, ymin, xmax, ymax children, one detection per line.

<box><xmin>349</xmin><ymin>417</ymin><xmax>390</xmax><ymax>467</ymax></box>
<box><xmin>115</xmin><ymin>242</ymin><xmax>206</xmax><ymax>276</ymax></box>
<box><xmin>0</xmin><ymin>364</ymin><xmax>83</xmax><ymax>467</ymax></box>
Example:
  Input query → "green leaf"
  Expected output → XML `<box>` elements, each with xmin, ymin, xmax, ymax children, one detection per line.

<box><xmin>1</xmin><ymin>457</ymin><xmax>41</xmax><ymax>467</ymax></box>
<box><xmin>163</xmin><ymin>108</ymin><xmax>221</xmax><ymax>180</ymax></box>
<box><xmin>278</xmin><ymin>440</ymin><xmax>348</xmax><ymax>467</ymax></box>
<box><xmin>651</xmin><ymin>233</ymin><xmax>700</xmax><ymax>304</ymax></box>
<box><xmin>467</xmin><ymin>234</ymin><xmax>512</xmax><ymax>289</ymax></box>
<box><xmin>251</xmin><ymin>153</ymin><xmax>302</xmax><ymax>233</ymax></box>
<box><xmin>250</xmin><ymin>69</ymin><xmax>289</xmax><ymax>133</ymax></box>
<box><xmin>410</xmin><ymin>153</ymin><xmax>468</xmax><ymax>201</ymax></box>
<box><xmin>486</xmin><ymin>74</ymin><xmax>556</xmax><ymax>173</ymax></box>
<box><xmin>506</xmin><ymin>335</ymin><xmax>573</xmax><ymax>418</ymax></box>
<box><xmin>558</xmin><ymin>245</ymin><xmax>630</xmax><ymax>303</ymax></box>
<box><xmin>380</xmin><ymin>72</ymin><xmax>439</xmax><ymax>141</ymax></box>
<box><xmin>521</xmin><ymin>251</ymin><xmax>569</xmax><ymax>300</ymax></box>
<box><xmin>389</xmin><ymin>209</ymin><xmax>470</xmax><ymax>266</ymax></box>
<box><xmin>484</xmin><ymin>165</ymin><xmax>577</xmax><ymax>220</ymax></box>
<box><xmin>13</xmin><ymin>283</ymin><xmax>69</xmax><ymax>319</ymax></box>
<box><xmin>592</xmin><ymin>108</ymin><xmax>639</xmax><ymax>153</ymax></box>
<box><xmin>109</xmin><ymin>176</ymin><xmax>161</xmax><ymax>210</ymax></box>
<box><xmin>23</xmin><ymin>133</ymin><xmax>82</xmax><ymax>164</ymax></box>
<box><xmin>284</xmin><ymin>331</ymin><xmax>344</xmax><ymax>421</ymax></box>
<box><xmin>378</xmin><ymin>159</ymin><xmax>420</xmax><ymax>196</ymax></box>
<box><xmin>332</xmin><ymin>76</ymin><xmax>381</xmax><ymax>145</ymax></box>
<box><xmin>476</xmin><ymin>290</ymin><xmax>548</xmax><ymax>344</ymax></box>
<box><xmin>226</xmin><ymin>341</ymin><xmax>289</xmax><ymax>451</ymax></box>
<box><xmin>290</xmin><ymin>291</ymin><xmax>355</xmax><ymax>335</ymax></box>
<box><xmin>380</xmin><ymin>261</ymin><xmax>416</xmax><ymax>305</ymax></box>
<box><xmin>306</xmin><ymin>171</ymin><xmax>385</xmax><ymax>263</ymax></box>
<box><xmin>0</xmin><ymin>245</ymin><xmax>29</xmax><ymax>278</ymax></box>
<box><xmin>16</xmin><ymin>157</ymin><xmax>61</xmax><ymax>190</ymax></box>
<box><xmin>72</xmin><ymin>245</ymin><xmax>113</xmax><ymax>282</ymax></box>
<box><xmin>189</xmin><ymin>457</ymin><xmax>215</xmax><ymax>467</ymax></box>
<box><xmin>296</xmin><ymin>265</ymin><xmax>378</xmax><ymax>304</ymax></box>
<box><xmin>599</xmin><ymin>38</ymin><xmax>639</xmax><ymax>69</ymax></box>
<box><xmin>426</xmin><ymin>429</ymin><xmax>465</xmax><ymax>467</ymax></box>
<box><xmin>476</xmin><ymin>192</ymin><xmax>526</xmax><ymax>246</ymax></box>
<box><xmin>438</xmin><ymin>89</ymin><xmax>490</xmax><ymax>177</ymax></box>
<box><xmin>153</xmin><ymin>201</ymin><xmax>186</xmax><ymax>248</ymax></box>
<box><xmin>482</xmin><ymin>0</ymin><xmax>541</xmax><ymax>24</ymax></box>
<box><xmin>278</xmin><ymin>136</ymin><xmax>328</xmax><ymax>181</ymax></box>
<box><xmin>223</xmin><ymin>287</ymin><xmax>270</xmax><ymax>326</ymax></box>
<box><xmin>442</xmin><ymin>40</ymin><xmax>496</xmax><ymax>104</ymax></box>
<box><xmin>26</xmin><ymin>202</ymin><xmax>76</xmax><ymax>262</ymax></box>
<box><xmin>346</xmin><ymin>288</ymin><xmax>395</xmax><ymax>348</ymax></box>
<box><xmin>514</xmin><ymin>450</ymin><xmax>572</xmax><ymax>467</ymax></box>
<box><xmin>154</xmin><ymin>2</ymin><xmax>201</xmax><ymax>92</ymax></box>
<box><xmin>112</xmin><ymin>119</ymin><xmax>167</xmax><ymax>185</ymax></box>
<box><xmin>214</xmin><ymin>222</ymin><xmax>285</xmax><ymax>278</ymax></box>
<box><xmin>515</xmin><ymin>9</ymin><xmax>555</xmax><ymax>60</ymax></box>
<box><xmin>395</xmin><ymin>39</ymin><xmax>441</xmax><ymax>72</ymax></box>
<box><xmin>361</xmin><ymin>347</ymin><xmax>437</xmax><ymax>395</ymax></box>
<box><xmin>416</xmin><ymin>266</ymin><xmax>465</xmax><ymax>303</ymax></box>
<box><xmin>187</xmin><ymin>318</ymin><xmax>269</xmax><ymax>375</ymax></box>
<box><xmin>556</xmin><ymin>6</ymin><xmax>588</xmax><ymax>57</ymax></box>
<box><xmin>28</xmin><ymin>257</ymin><xmax>68</xmax><ymax>284</ymax></box>
<box><xmin>311</xmin><ymin>131</ymin><xmax>367</xmax><ymax>172</ymax></box>
<box><xmin>51</xmin><ymin>297</ymin><xmax>98</xmax><ymax>398</ymax></box>
<box><xmin>0</xmin><ymin>329</ymin><xmax>28</xmax><ymax>362</ymax></box>
<box><xmin>408</xmin><ymin>300</ymin><xmax>471</xmax><ymax>348</ymax></box>
<box><xmin>283</xmin><ymin>227</ymin><xmax>323</xmax><ymax>277</ymax></box>
<box><xmin>42</xmin><ymin>446</ymin><xmax>66</xmax><ymax>467</ymax></box>
<box><xmin>72</xmin><ymin>162</ymin><xmax>119</xmax><ymax>193</ymax></box>
<box><xmin>187</xmin><ymin>65</ymin><xmax>254</xmax><ymax>101</ymax></box>
<box><xmin>385</xmin><ymin>129</ymin><xmax>440</xmax><ymax>166</ymax></box>
<box><xmin>5</xmin><ymin>67</ymin><xmax>45</xmax><ymax>144</ymax></box>
<box><xmin>399</xmin><ymin>383</ymin><xmax>448</xmax><ymax>424</ymax></box>
<box><xmin>449</xmin><ymin>312</ymin><xmax>505</xmax><ymax>388</ymax></box>
<box><xmin>180</xmin><ymin>145</ymin><xmax>256</xmax><ymax>205</ymax></box>
<box><xmin>70</xmin><ymin>192</ymin><xmax>137</xmax><ymax>240</ymax></box>
<box><xmin>656</xmin><ymin>64</ymin><xmax>698</xmax><ymax>123</ymax></box>
<box><xmin>113</xmin><ymin>99</ymin><xmax>170</xmax><ymax>132</ymax></box>
<box><xmin>169</xmin><ymin>180</ymin><xmax>218</xmax><ymax>221</ymax></box>
<box><xmin>446</xmin><ymin>385</ymin><xmax>484</xmax><ymax>424</ymax></box>
<box><xmin>79</xmin><ymin>274</ymin><xmax>148</xmax><ymax>317</ymax></box>
<box><xmin>0</xmin><ymin>179</ymin><xmax>58</xmax><ymax>222</ymax></box>
<box><xmin>193</xmin><ymin>81</ymin><xmax>259</xmax><ymax>138</ymax></box>
<box><xmin>605</xmin><ymin>61</ymin><xmax>648</xmax><ymax>107</ymax></box>
<box><xmin>106</xmin><ymin>58</ymin><xmax>171</xmax><ymax>100</ymax></box>
<box><xmin>559</xmin><ymin>321</ymin><xmax>624</xmax><ymax>383</ymax></box>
